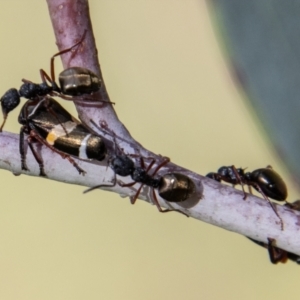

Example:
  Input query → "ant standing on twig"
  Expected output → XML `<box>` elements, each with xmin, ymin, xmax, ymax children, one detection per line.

<box><xmin>84</xmin><ymin>123</ymin><xmax>195</xmax><ymax>215</ymax></box>
<box><xmin>0</xmin><ymin>31</ymin><xmax>113</xmax><ymax>132</ymax></box>
<box><xmin>18</xmin><ymin>97</ymin><xmax>107</xmax><ymax>176</ymax></box>
<box><xmin>206</xmin><ymin>165</ymin><xmax>288</xmax><ymax>230</ymax></box>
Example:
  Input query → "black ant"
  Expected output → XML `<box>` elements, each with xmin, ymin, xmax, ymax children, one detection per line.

<box><xmin>0</xmin><ymin>31</ymin><xmax>112</xmax><ymax>132</ymax></box>
<box><xmin>84</xmin><ymin>131</ymin><xmax>195</xmax><ymax>215</ymax></box>
<box><xmin>18</xmin><ymin>96</ymin><xmax>107</xmax><ymax>176</ymax></box>
<box><xmin>206</xmin><ymin>165</ymin><xmax>287</xmax><ymax>229</ymax></box>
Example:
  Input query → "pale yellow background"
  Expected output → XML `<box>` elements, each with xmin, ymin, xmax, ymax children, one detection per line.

<box><xmin>0</xmin><ymin>1</ymin><xmax>298</xmax><ymax>300</ymax></box>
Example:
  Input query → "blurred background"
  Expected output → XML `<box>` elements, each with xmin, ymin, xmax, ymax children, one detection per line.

<box><xmin>0</xmin><ymin>1</ymin><xmax>298</xmax><ymax>299</ymax></box>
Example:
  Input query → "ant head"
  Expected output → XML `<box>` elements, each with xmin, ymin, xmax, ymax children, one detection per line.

<box><xmin>110</xmin><ymin>155</ymin><xmax>134</xmax><ymax>177</ymax></box>
<box><xmin>0</xmin><ymin>88</ymin><xmax>20</xmax><ymax>131</ymax></box>
<box><xmin>1</xmin><ymin>88</ymin><xmax>20</xmax><ymax>115</ymax></box>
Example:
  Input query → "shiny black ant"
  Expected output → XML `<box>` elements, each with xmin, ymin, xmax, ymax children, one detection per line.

<box><xmin>84</xmin><ymin>128</ymin><xmax>195</xmax><ymax>214</ymax></box>
<box><xmin>0</xmin><ymin>31</ymin><xmax>112</xmax><ymax>132</ymax></box>
<box><xmin>18</xmin><ymin>96</ymin><xmax>107</xmax><ymax>176</ymax></box>
<box><xmin>248</xmin><ymin>200</ymin><xmax>300</xmax><ymax>265</ymax></box>
<box><xmin>117</xmin><ymin>156</ymin><xmax>194</xmax><ymax>210</ymax></box>
<box><xmin>206</xmin><ymin>165</ymin><xmax>287</xmax><ymax>229</ymax></box>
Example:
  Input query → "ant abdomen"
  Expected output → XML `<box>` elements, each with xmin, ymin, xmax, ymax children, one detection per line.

<box><xmin>158</xmin><ymin>173</ymin><xmax>195</xmax><ymax>203</ymax></box>
<box><xmin>247</xmin><ymin>168</ymin><xmax>287</xmax><ymax>201</ymax></box>
<box><xmin>59</xmin><ymin>67</ymin><xmax>101</xmax><ymax>96</ymax></box>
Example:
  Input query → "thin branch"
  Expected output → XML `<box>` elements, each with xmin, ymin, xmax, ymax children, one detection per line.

<box><xmin>0</xmin><ymin>0</ymin><xmax>299</xmax><ymax>259</ymax></box>
<box><xmin>46</xmin><ymin>0</ymin><xmax>133</xmax><ymax>143</ymax></box>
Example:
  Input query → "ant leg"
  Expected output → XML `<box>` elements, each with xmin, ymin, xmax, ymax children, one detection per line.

<box><xmin>27</xmin><ymin>136</ymin><xmax>46</xmax><ymax>177</ymax></box>
<box><xmin>57</xmin><ymin>94</ymin><xmax>114</xmax><ymax>105</ymax></box>
<box><xmin>83</xmin><ymin>174</ymin><xmax>117</xmax><ymax>194</ymax></box>
<box><xmin>122</xmin><ymin>180</ymin><xmax>186</xmax><ymax>211</ymax></box>
<box><xmin>0</xmin><ymin>114</ymin><xmax>7</xmax><ymax>132</ymax></box>
<box><xmin>248</xmin><ymin>185</ymin><xmax>253</xmax><ymax>195</ymax></box>
<box><xmin>29</xmin><ymin>130</ymin><xmax>86</xmax><ymax>175</ymax></box>
<box><xmin>116</xmin><ymin>180</ymin><xmax>142</xmax><ymax>205</ymax></box>
<box><xmin>285</xmin><ymin>200</ymin><xmax>300</xmax><ymax>210</ymax></box>
<box><xmin>137</xmin><ymin>156</ymin><xmax>156</xmax><ymax>173</ymax></box>
<box><xmin>252</xmin><ymin>182</ymin><xmax>284</xmax><ymax>230</ymax></box>
<box><xmin>39</xmin><ymin>69</ymin><xmax>52</xmax><ymax>84</ymax></box>
<box><xmin>118</xmin><ymin>181</ymin><xmax>136</xmax><ymax>188</ymax></box>
<box><xmin>134</xmin><ymin>156</ymin><xmax>187</xmax><ymax>215</ymax></box>
<box><xmin>128</xmin><ymin>183</ymin><xmax>144</xmax><ymax>205</ymax></box>
<box><xmin>19</xmin><ymin>126</ymin><xmax>29</xmax><ymax>171</ymax></box>
<box><xmin>22</xmin><ymin>66</ymin><xmax>52</xmax><ymax>86</ymax></box>
<box><xmin>151</xmin><ymin>189</ymin><xmax>188</xmax><ymax>217</ymax></box>
<box><xmin>150</xmin><ymin>157</ymin><xmax>170</xmax><ymax>176</ymax></box>
<box><xmin>90</xmin><ymin>118</ymin><xmax>140</xmax><ymax>147</ymax></box>
<box><xmin>50</xmin><ymin>31</ymin><xmax>87</xmax><ymax>82</ymax></box>
<box><xmin>231</xmin><ymin>165</ymin><xmax>247</xmax><ymax>199</ymax></box>
<box><xmin>20</xmin><ymin>125</ymin><xmax>46</xmax><ymax>176</ymax></box>
<box><xmin>267</xmin><ymin>238</ymin><xmax>288</xmax><ymax>264</ymax></box>
<box><xmin>139</xmin><ymin>156</ymin><xmax>147</xmax><ymax>169</ymax></box>
<box><xmin>39</xmin><ymin>69</ymin><xmax>59</xmax><ymax>91</ymax></box>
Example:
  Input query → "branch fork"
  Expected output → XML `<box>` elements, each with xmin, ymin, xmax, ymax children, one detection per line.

<box><xmin>0</xmin><ymin>0</ymin><xmax>299</xmax><ymax>260</ymax></box>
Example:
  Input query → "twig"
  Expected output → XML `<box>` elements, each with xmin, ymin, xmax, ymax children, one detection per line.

<box><xmin>0</xmin><ymin>0</ymin><xmax>299</xmax><ymax>258</ymax></box>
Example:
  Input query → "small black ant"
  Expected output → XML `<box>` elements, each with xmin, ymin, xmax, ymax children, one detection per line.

<box><xmin>206</xmin><ymin>165</ymin><xmax>287</xmax><ymax>229</ymax></box>
<box><xmin>0</xmin><ymin>31</ymin><xmax>112</xmax><ymax>132</ymax></box>
<box><xmin>18</xmin><ymin>96</ymin><xmax>107</xmax><ymax>176</ymax></box>
<box><xmin>84</xmin><ymin>129</ymin><xmax>195</xmax><ymax>214</ymax></box>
